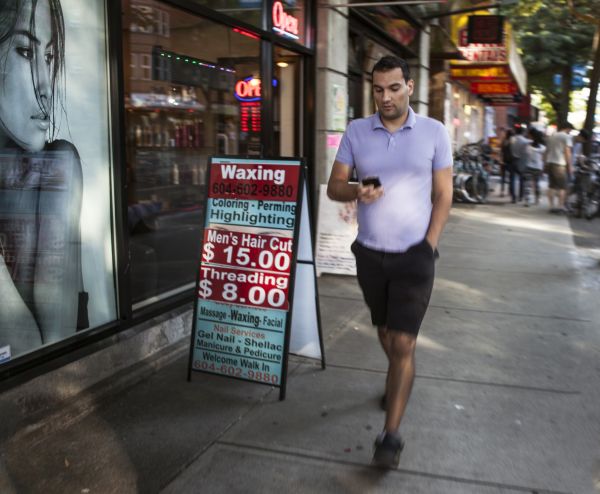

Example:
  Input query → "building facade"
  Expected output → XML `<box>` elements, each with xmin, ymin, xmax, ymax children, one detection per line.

<box><xmin>0</xmin><ymin>0</ymin><xmax>316</xmax><ymax>385</ymax></box>
<box><xmin>0</xmin><ymin>0</ymin><xmax>527</xmax><ymax>391</ymax></box>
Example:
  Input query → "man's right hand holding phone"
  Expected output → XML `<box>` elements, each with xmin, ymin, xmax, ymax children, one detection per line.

<box><xmin>357</xmin><ymin>176</ymin><xmax>383</xmax><ymax>204</ymax></box>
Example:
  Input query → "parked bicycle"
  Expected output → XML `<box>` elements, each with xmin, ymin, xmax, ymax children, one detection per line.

<box><xmin>567</xmin><ymin>155</ymin><xmax>600</xmax><ymax>219</ymax></box>
<box><xmin>453</xmin><ymin>143</ymin><xmax>490</xmax><ymax>204</ymax></box>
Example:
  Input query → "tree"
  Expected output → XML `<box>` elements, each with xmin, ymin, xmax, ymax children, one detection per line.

<box><xmin>567</xmin><ymin>0</ymin><xmax>600</xmax><ymax>154</ymax></box>
<box><xmin>506</xmin><ymin>0</ymin><xmax>596</xmax><ymax>126</ymax></box>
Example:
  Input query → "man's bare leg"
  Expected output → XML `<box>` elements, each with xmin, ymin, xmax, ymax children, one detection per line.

<box><xmin>377</xmin><ymin>326</ymin><xmax>392</xmax><ymax>404</ymax></box>
<box><xmin>377</xmin><ymin>326</ymin><xmax>416</xmax><ymax>428</ymax></box>
<box><xmin>558</xmin><ymin>189</ymin><xmax>567</xmax><ymax>209</ymax></box>
<box><xmin>372</xmin><ymin>327</ymin><xmax>415</xmax><ymax>468</ymax></box>
<box><xmin>384</xmin><ymin>330</ymin><xmax>417</xmax><ymax>433</ymax></box>
<box><xmin>547</xmin><ymin>188</ymin><xmax>556</xmax><ymax>209</ymax></box>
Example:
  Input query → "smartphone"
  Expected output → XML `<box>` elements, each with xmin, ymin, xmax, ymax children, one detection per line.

<box><xmin>361</xmin><ymin>176</ymin><xmax>381</xmax><ymax>188</ymax></box>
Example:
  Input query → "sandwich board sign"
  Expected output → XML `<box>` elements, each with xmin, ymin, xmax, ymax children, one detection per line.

<box><xmin>187</xmin><ymin>156</ymin><xmax>324</xmax><ymax>400</ymax></box>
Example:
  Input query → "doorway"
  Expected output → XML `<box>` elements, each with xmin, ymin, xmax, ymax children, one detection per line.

<box><xmin>273</xmin><ymin>47</ymin><xmax>303</xmax><ymax>157</ymax></box>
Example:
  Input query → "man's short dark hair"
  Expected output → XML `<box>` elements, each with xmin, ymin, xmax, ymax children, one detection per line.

<box><xmin>371</xmin><ymin>55</ymin><xmax>411</xmax><ymax>81</ymax></box>
<box><xmin>579</xmin><ymin>129</ymin><xmax>591</xmax><ymax>141</ymax></box>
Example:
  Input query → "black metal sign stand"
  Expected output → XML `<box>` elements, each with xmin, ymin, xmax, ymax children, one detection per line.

<box><xmin>187</xmin><ymin>156</ymin><xmax>325</xmax><ymax>400</ymax></box>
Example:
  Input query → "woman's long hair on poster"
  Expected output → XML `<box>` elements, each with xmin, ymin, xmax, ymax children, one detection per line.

<box><xmin>0</xmin><ymin>0</ymin><xmax>66</xmax><ymax>144</ymax></box>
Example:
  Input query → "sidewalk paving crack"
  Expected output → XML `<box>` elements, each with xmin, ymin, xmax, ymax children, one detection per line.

<box><xmin>438</xmin><ymin>265</ymin><xmax>580</xmax><ymax>276</ymax></box>
<box><xmin>321</xmin><ymin>363</ymin><xmax>581</xmax><ymax>395</ymax></box>
<box><xmin>214</xmin><ymin>440</ymin><xmax>571</xmax><ymax>494</ymax></box>
<box><xmin>320</xmin><ymin>299</ymin><xmax>592</xmax><ymax>324</ymax></box>
<box><xmin>320</xmin><ymin>294</ymin><xmax>364</xmax><ymax>302</ymax></box>
<box><xmin>430</xmin><ymin>304</ymin><xmax>592</xmax><ymax>323</ymax></box>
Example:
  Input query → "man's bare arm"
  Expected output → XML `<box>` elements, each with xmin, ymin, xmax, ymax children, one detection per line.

<box><xmin>426</xmin><ymin>166</ymin><xmax>453</xmax><ymax>249</ymax></box>
<box><xmin>327</xmin><ymin>160</ymin><xmax>384</xmax><ymax>204</ymax></box>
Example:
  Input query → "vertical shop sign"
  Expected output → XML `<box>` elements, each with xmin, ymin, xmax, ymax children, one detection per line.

<box><xmin>331</xmin><ymin>85</ymin><xmax>347</xmax><ymax>131</ymax></box>
<box><xmin>189</xmin><ymin>157</ymin><xmax>305</xmax><ymax>399</ymax></box>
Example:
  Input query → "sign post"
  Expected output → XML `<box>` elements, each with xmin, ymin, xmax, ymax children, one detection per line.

<box><xmin>188</xmin><ymin>156</ymin><xmax>322</xmax><ymax>400</ymax></box>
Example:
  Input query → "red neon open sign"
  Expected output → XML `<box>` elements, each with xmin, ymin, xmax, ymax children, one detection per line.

<box><xmin>235</xmin><ymin>78</ymin><xmax>261</xmax><ymax>101</ymax></box>
<box><xmin>272</xmin><ymin>1</ymin><xmax>299</xmax><ymax>38</ymax></box>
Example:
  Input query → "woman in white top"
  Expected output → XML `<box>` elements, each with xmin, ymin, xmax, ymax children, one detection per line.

<box><xmin>524</xmin><ymin>128</ymin><xmax>546</xmax><ymax>205</ymax></box>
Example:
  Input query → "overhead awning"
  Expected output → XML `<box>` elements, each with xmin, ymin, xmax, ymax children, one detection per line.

<box><xmin>430</xmin><ymin>23</ymin><xmax>465</xmax><ymax>60</ymax></box>
<box><xmin>449</xmin><ymin>10</ymin><xmax>527</xmax><ymax>106</ymax></box>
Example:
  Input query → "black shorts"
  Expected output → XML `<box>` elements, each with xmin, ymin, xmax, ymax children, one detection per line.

<box><xmin>548</xmin><ymin>163</ymin><xmax>567</xmax><ymax>190</ymax></box>
<box><xmin>351</xmin><ymin>239</ymin><xmax>436</xmax><ymax>335</ymax></box>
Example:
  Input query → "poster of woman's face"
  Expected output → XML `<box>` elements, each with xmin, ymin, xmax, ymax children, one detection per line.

<box><xmin>0</xmin><ymin>0</ymin><xmax>116</xmax><ymax>362</ymax></box>
<box><xmin>0</xmin><ymin>0</ymin><xmax>60</xmax><ymax>152</ymax></box>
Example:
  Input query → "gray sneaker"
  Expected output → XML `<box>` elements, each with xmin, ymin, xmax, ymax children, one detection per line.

<box><xmin>372</xmin><ymin>432</ymin><xmax>405</xmax><ymax>469</ymax></box>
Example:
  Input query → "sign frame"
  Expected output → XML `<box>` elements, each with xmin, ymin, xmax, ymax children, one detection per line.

<box><xmin>187</xmin><ymin>155</ymin><xmax>317</xmax><ymax>400</ymax></box>
<box><xmin>467</xmin><ymin>15</ymin><xmax>504</xmax><ymax>45</ymax></box>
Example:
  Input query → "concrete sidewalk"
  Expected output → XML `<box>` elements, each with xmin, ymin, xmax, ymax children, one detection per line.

<box><xmin>2</xmin><ymin>199</ymin><xmax>600</xmax><ymax>494</ymax></box>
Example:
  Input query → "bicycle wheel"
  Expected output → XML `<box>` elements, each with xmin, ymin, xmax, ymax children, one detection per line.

<box><xmin>584</xmin><ymin>191</ymin><xmax>599</xmax><ymax>220</ymax></box>
<box><xmin>475</xmin><ymin>175</ymin><xmax>489</xmax><ymax>203</ymax></box>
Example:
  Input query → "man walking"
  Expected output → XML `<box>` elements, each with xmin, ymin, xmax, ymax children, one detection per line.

<box><xmin>326</xmin><ymin>56</ymin><xmax>453</xmax><ymax>468</ymax></box>
<box><xmin>509</xmin><ymin>125</ymin><xmax>530</xmax><ymax>203</ymax></box>
<box><xmin>545</xmin><ymin>122</ymin><xmax>573</xmax><ymax>213</ymax></box>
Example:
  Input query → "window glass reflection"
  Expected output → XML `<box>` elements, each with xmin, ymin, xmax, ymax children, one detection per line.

<box><xmin>272</xmin><ymin>0</ymin><xmax>306</xmax><ymax>46</ymax></box>
<box><xmin>123</xmin><ymin>0</ymin><xmax>261</xmax><ymax>304</ymax></box>
<box><xmin>190</xmin><ymin>0</ymin><xmax>262</xmax><ymax>29</ymax></box>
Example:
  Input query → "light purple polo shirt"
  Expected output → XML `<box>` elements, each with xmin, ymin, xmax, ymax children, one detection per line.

<box><xmin>335</xmin><ymin>107</ymin><xmax>453</xmax><ymax>252</ymax></box>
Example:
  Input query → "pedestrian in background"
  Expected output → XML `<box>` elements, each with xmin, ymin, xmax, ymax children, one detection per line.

<box><xmin>500</xmin><ymin>128</ymin><xmax>514</xmax><ymax>198</ymax></box>
<box><xmin>544</xmin><ymin>122</ymin><xmax>573</xmax><ymax>213</ymax></box>
<box><xmin>327</xmin><ymin>55</ymin><xmax>453</xmax><ymax>469</ymax></box>
<box><xmin>523</xmin><ymin>128</ymin><xmax>546</xmax><ymax>206</ymax></box>
<box><xmin>572</xmin><ymin>128</ymin><xmax>590</xmax><ymax>162</ymax></box>
<box><xmin>510</xmin><ymin>125</ymin><xmax>530</xmax><ymax>203</ymax></box>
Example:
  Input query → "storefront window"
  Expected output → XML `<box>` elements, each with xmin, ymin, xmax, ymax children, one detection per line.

<box><xmin>122</xmin><ymin>0</ymin><xmax>261</xmax><ymax>305</ymax></box>
<box><xmin>190</xmin><ymin>0</ymin><xmax>262</xmax><ymax>29</ymax></box>
<box><xmin>0</xmin><ymin>0</ymin><xmax>116</xmax><ymax>362</ymax></box>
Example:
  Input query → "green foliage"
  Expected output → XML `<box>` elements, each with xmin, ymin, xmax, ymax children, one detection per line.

<box><xmin>533</xmin><ymin>90</ymin><xmax>558</xmax><ymax>122</ymax></box>
<box><xmin>505</xmin><ymin>0</ymin><xmax>597</xmax><ymax>120</ymax></box>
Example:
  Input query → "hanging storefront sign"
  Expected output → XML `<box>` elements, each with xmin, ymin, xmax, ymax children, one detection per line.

<box><xmin>450</xmin><ymin>65</ymin><xmax>511</xmax><ymax>80</ymax></box>
<box><xmin>467</xmin><ymin>15</ymin><xmax>504</xmax><ymax>45</ymax></box>
<box><xmin>188</xmin><ymin>157</ymin><xmax>324</xmax><ymax>399</ymax></box>
<box><xmin>452</xmin><ymin>12</ymin><xmax>507</xmax><ymax>63</ymax></box>
<box><xmin>470</xmin><ymin>82</ymin><xmax>517</xmax><ymax>95</ymax></box>
<box><xmin>450</xmin><ymin>11</ymin><xmax>527</xmax><ymax>106</ymax></box>
<box><xmin>458</xmin><ymin>43</ymin><xmax>507</xmax><ymax>63</ymax></box>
